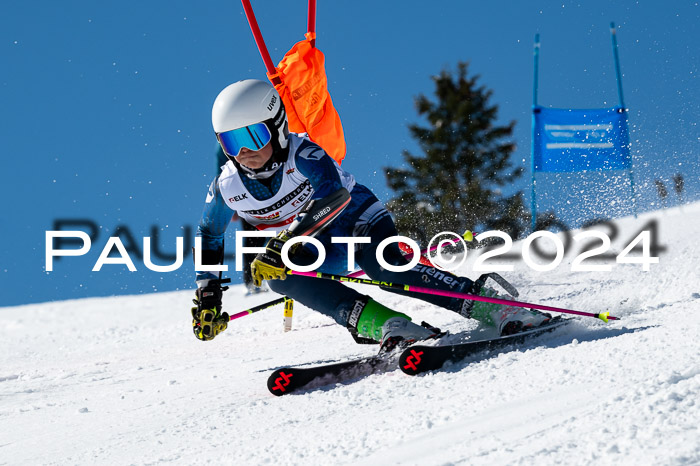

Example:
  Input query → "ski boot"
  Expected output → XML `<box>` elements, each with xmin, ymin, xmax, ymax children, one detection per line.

<box><xmin>379</xmin><ymin>318</ymin><xmax>443</xmax><ymax>354</ymax></box>
<box><xmin>345</xmin><ymin>296</ymin><xmax>441</xmax><ymax>353</ymax></box>
<box><xmin>456</xmin><ymin>285</ymin><xmax>551</xmax><ymax>336</ymax></box>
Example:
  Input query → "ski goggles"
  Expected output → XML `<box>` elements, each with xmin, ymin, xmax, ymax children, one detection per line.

<box><xmin>216</xmin><ymin>122</ymin><xmax>272</xmax><ymax>158</ymax></box>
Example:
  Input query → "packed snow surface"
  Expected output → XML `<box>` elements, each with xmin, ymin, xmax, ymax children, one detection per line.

<box><xmin>1</xmin><ymin>203</ymin><xmax>699</xmax><ymax>465</ymax></box>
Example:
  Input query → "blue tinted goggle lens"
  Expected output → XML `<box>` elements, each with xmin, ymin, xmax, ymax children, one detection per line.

<box><xmin>217</xmin><ymin>122</ymin><xmax>272</xmax><ymax>157</ymax></box>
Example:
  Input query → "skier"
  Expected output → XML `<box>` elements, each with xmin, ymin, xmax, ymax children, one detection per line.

<box><xmin>191</xmin><ymin>79</ymin><xmax>552</xmax><ymax>348</ymax></box>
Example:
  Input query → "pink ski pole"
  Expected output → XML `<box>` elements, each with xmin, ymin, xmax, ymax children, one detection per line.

<box><xmin>288</xmin><ymin>270</ymin><xmax>618</xmax><ymax>322</ymax></box>
<box><xmin>228</xmin><ymin>231</ymin><xmax>473</xmax><ymax>321</ymax></box>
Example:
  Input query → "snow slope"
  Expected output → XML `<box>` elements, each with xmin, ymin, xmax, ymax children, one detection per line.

<box><xmin>1</xmin><ymin>203</ymin><xmax>699</xmax><ymax>465</ymax></box>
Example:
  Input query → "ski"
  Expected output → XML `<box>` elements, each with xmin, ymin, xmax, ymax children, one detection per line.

<box><xmin>267</xmin><ymin>318</ymin><xmax>572</xmax><ymax>393</ymax></box>
<box><xmin>399</xmin><ymin>317</ymin><xmax>572</xmax><ymax>375</ymax></box>
<box><xmin>267</xmin><ymin>353</ymin><xmax>395</xmax><ymax>396</ymax></box>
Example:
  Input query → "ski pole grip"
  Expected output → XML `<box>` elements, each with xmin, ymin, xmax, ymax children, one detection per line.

<box><xmin>283</xmin><ymin>298</ymin><xmax>294</xmax><ymax>332</ymax></box>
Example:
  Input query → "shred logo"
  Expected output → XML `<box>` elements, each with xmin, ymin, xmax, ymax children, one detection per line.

<box><xmin>403</xmin><ymin>349</ymin><xmax>424</xmax><ymax>372</ymax></box>
<box><xmin>271</xmin><ymin>371</ymin><xmax>293</xmax><ymax>393</ymax></box>
<box><xmin>313</xmin><ymin>207</ymin><xmax>331</xmax><ymax>222</ymax></box>
<box><xmin>286</xmin><ymin>168</ymin><xmax>296</xmax><ymax>175</ymax></box>
<box><xmin>228</xmin><ymin>193</ymin><xmax>248</xmax><ymax>202</ymax></box>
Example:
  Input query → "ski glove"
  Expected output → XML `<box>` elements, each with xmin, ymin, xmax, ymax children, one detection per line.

<box><xmin>251</xmin><ymin>230</ymin><xmax>299</xmax><ymax>287</ymax></box>
<box><xmin>191</xmin><ymin>280</ymin><xmax>229</xmax><ymax>341</ymax></box>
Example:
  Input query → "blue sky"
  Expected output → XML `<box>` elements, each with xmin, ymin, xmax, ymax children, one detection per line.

<box><xmin>1</xmin><ymin>1</ymin><xmax>698</xmax><ymax>306</ymax></box>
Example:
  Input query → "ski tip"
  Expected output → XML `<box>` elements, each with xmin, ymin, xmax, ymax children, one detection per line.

<box><xmin>267</xmin><ymin>369</ymin><xmax>296</xmax><ymax>396</ymax></box>
<box><xmin>462</xmin><ymin>230</ymin><xmax>474</xmax><ymax>242</ymax></box>
<box><xmin>399</xmin><ymin>347</ymin><xmax>425</xmax><ymax>375</ymax></box>
<box><xmin>597</xmin><ymin>311</ymin><xmax>610</xmax><ymax>323</ymax></box>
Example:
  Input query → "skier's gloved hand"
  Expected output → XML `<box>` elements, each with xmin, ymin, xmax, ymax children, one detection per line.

<box><xmin>191</xmin><ymin>280</ymin><xmax>229</xmax><ymax>341</ymax></box>
<box><xmin>251</xmin><ymin>230</ymin><xmax>299</xmax><ymax>287</ymax></box>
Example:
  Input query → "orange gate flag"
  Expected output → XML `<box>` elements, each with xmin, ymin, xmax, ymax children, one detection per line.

<box><xmin>267</xmin><ymin>33</ymin><xmax>346</xmax><ymax>165</ymax></box>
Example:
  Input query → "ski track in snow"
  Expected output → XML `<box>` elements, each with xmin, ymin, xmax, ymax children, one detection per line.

<box><xmin>1</xmin><ymin>203</ymin><xmax>699</xmax><ymax>465</ymax></box>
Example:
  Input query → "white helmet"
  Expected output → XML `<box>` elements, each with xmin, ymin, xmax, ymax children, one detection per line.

<box><xmin>212</xmin><ymin>79</ymin><xmax>288</xmax><ymax>158</ymax></box>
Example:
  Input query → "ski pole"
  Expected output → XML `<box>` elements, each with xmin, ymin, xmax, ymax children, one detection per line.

<box><xmin>347</xmin><ymin>230</ymin><xmax>474</xmax><ymax>278</ymax></box>
<box><xmin>287</xmin><ymin>270</ymin><xmax>619</xmax><ymax>322</ymax></box>
<box><xmin>283</xmin><ymin>297</ymin><xmax>294</xmax><ymax>332</ymax></box>
<box><xmin>228</xmin><ymin>296</ymin><xmax>294</xmax><ymax>332</ymax></box>
<box><xmin>228</xmin><ymin>231</ymin><xmax>476</xmax><ymax>318</ymax></box>
<box><xmin>229</xmin><ymin>296</ymin><xmax>287</xmax><ymax>321</ymax></box>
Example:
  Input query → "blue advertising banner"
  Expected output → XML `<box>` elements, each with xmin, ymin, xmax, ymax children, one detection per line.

<box><xmin>533</xmin><ymin>106</ymin><xmax>631</xmax><ymax>172</ymax></box>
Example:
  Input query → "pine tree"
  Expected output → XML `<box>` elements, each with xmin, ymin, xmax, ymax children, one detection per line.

<box><xmin>385</xmin><ymin>62</ymin><xmax>529</xmax><ymax>243</ymax></box>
